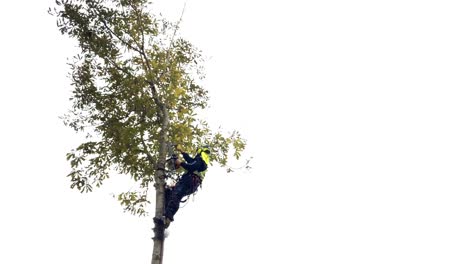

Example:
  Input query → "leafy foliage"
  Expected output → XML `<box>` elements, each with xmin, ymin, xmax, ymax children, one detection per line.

<box><xmin>50</xmin><ymin>0</ymin><xmax>246</xmax><ymax>215</ymax></box>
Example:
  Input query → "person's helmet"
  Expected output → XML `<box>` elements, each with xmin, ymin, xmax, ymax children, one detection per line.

<box><xmin>196</xmin><ymin>145</ymin><xmax>210</xmax><ymax>155</ymax></box>
<box><xmin>197</xmin><ymin>145</ymin><xmax>211</xmax><ymax>167</ymax></box>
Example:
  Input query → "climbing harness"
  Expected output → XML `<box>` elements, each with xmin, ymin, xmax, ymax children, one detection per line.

<box><xmin>179</xmin><ymin>172</ymin><xmax>202</xmax><ymax>204</ymax></box>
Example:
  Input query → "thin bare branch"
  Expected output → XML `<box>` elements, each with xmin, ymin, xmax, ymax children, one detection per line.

<box><xmin>146</xmin><ymin>2</ymin><xmax>187</xmax><ymax>107</ymax></box>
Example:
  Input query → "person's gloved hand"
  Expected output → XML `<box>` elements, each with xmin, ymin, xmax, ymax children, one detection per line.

<box><xmin>175</xmin><ymin>159</ymin><xmax>182</xmax><ymax>169</ymax></box>
<box><xmin>175</xmin><ymin>144</ymin><xmax>183</xmax><ymax>152</ymax></box>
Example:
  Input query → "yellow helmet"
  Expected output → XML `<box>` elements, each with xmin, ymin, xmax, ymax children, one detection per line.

<box><xmin>196</xmin><ymin>145</ymin><xmax>210</xmax><ymax>155</ymax></box>
<box><xmin>196</xmin><ymin>146</ymin><xmax>210</xmax><ymax>166</ymax></box>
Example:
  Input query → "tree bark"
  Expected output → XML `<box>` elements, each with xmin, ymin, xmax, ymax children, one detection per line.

<box><xmin>151</xmin><ymin>175</ymin><xmax>166</xmax><ymax>264</ymax></box>
<box><xmin>151</xmin><ymin>105</ymin><xmax>169</xmax><ymax>264</ymax></box>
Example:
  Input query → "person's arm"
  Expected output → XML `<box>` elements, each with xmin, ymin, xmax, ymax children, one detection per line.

<box><xmin>179</xmin><ymin>156</ymin><xmax>206</xmax><ymax>172</ymax></box>
<box><xmin>176</xmin><ymin>145</ymin><xmax>196</xmax><ymax>163</ymax></box>
<box><xmin>174</xmin><ymin>145</ymin><xmax>207</xmax><ymax>172</ymax></box>
<box><xmin>181</xmin><ymin>152</ymin><xmax>195</xmax><ymax>163</ymax></box>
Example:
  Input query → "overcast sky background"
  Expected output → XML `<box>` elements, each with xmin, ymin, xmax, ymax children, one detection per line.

<box><xmin>1</xmin><ymin>0</ymin><xmax>468</xmax><ymax>263</ymax></box>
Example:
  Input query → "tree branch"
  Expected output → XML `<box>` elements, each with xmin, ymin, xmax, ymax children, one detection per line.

<box><xmin>152</xmin><ymin>3</ymin><xmax>187</xmax><ymax>94</ymax></box>
<box><xmin>140</xmin><ymin>130</ymin><xmax>157</xmax><ymax>169</ymax></box>
<box><xmin>129</xmin><ymin>3</ymin><xmax>153</xmax><ymax>75</ymax></box>
<box><xmin>148</xmin><ymin>81</ymin><xmax>165</xmax><ymax>116</ymax></box>
<box><xmin>100</xmin><ymin>17</ymin><xmax>145</xmax><ymax>59</ymax></box>
<box><xmin>105</xmin><ymin>57</ymin><xmax>133</xmax><ymax>77</ymax></box>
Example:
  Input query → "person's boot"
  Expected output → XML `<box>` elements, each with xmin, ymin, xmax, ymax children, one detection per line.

<box><xmin>164</xmin><ymin>204</ymin><xmax>174</xmax><ymax>229</ymax></box>
<box><xmin>164</xmin><ymin>217</ymin><xmax>172</xmax><ymax>228</ymax></box>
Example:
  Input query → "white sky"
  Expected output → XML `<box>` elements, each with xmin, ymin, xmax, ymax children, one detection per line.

<box><xmin>1</xmin><ymin>0</ymin><xmax>468</xmax><ymax>263</ymax></box>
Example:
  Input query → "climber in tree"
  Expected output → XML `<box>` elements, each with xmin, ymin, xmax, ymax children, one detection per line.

<box><xmin>164</xmin><ymin>145</ymin><xmax>210</xmax><ymax>227</ymax></box>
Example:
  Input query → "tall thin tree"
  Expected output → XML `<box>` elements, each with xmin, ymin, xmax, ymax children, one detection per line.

<box><xmin>50</xmin><ymin>1</ymin><xmax>246</xmax><ymax>263</ymax></box>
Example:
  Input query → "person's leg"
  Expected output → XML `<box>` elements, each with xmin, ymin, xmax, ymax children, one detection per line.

<box><xmin>165</xmin><ymin>173</ymin><xmax>192</xmax><ymax>221</ymax></box>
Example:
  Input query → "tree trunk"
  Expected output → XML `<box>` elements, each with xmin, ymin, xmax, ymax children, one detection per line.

<box><xmin>151</xmin><ymin>175</ymin><xmax>166</xmax><ymax>264</ymax></box>
<box><xmin>151</xmin><ymin>106</ymin><xmax>169</xmax><ymax>264</ymax></box>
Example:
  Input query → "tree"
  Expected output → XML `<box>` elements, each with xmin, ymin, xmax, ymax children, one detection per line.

<box><xmin>49</xmin><ymin>1</ymin><xmax>246</xmax><ymax>263</ymax></box>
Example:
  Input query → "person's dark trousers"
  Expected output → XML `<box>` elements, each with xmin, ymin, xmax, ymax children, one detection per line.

<box><xmin>165</xmin><ymin>172</ymin><xmax>201</xmax><ymax>221</ymax></box>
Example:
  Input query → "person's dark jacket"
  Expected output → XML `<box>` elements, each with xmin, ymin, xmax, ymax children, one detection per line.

<box><xmin>180</xmin><ymin>152</ymin><xmax>208</xmax><ymax>173</ymax></box>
